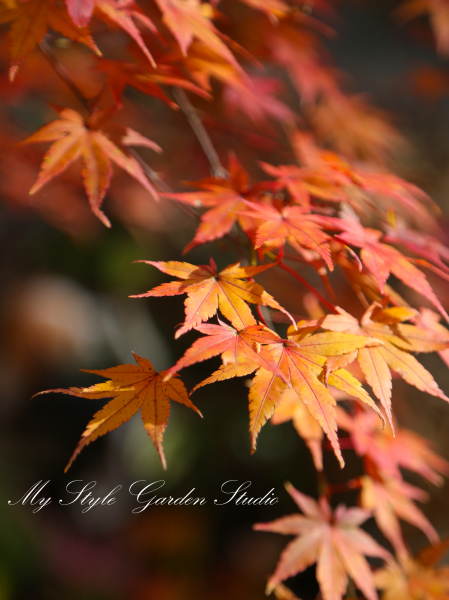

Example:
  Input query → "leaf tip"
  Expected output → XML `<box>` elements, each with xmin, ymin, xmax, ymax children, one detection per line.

<box><xmin>9</xmin><ymin>64</ymin><xmax>18</xmax><ymax>82</ymax></box>
<box><xmin>265</xmin><ymin>581</ymin><xmax>275</xmax><ymax>595</ymax></box>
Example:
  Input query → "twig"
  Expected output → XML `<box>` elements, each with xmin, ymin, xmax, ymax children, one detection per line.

<box><xmin>39</xmin><ymin>39</ymin><xmax>91</xmax><ymax>113</ymax></box>
<box><xmin>128</xmin><ymin>149</ymin><xmax>199</xmax><ymax>222</ymax></box>
<box><xmin>173</xmin><ymin>87</ymin><xmax>228</xmax><ymax>178</ymax></box>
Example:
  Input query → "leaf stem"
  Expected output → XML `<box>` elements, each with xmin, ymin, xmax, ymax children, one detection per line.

<box><xmin>172</xmin><ymin>87</ymin><xmax>228</xmax><ymax>178</ymax></box>
<box><xmin>276</xmin><ymin>260</ymin><xmax>338</xmax><ymax>314</ymax></box>
<box><xmin>255</xmin><ymin>304</ymin><xmax>268</xmax><ymax>327</ymax></box>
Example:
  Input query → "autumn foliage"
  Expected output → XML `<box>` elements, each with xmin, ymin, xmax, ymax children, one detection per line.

<box><xmin>3</xmin><ymin>0</ymin><xmax>449</xmax><ymax>598</ymax></box>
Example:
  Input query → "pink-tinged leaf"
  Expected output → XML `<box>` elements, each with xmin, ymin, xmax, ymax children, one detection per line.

<box><xmin>121</xmin><ymin>128</ymin><xmax>163</xmax><ymax>153</ymax></box>
<box><xmin>95</xmin><ymin>0</ymin><xmax>158</xmax><ymax>67</ymax></box>
<box><xmin>164</xmin><ymin>322</ymin><xmax>287</xmax><ymax>383</ymax></box>
<box><xmin>361</xmin><ymin>476</ymin><xmax>438</xmax><ymax>558</ymax></box>
<box><xmin>65</xmin><ymin>0</ymin><xmax>94</xmax><ymax>26</ymax></box>
<box><xmin>337</xmin><ymin>408</ymin><xmax>449</xmax><ymax>486</ymax></box>
<box><xmin>254</xmin><ymin>484</ymin><xmax>390</xmax><ymax>600</ymax></box>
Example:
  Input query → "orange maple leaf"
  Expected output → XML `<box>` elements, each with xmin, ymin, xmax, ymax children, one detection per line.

<box><xmin>96</xmin><ymin>57</ymin><xmax>210</xmax><ymax>108</ymax></box>
<box><xmin>311</xmin><ymin>93</ymin><xmax>403</xmax><ymax>164</ymax></box>
<box><xmin>162</xmin><ymin>155</ymin><xmax>264</xmax><ymax>252</ymax></box>
<box><xmin>255</xmin><ymin>483</ymin><xmax>391</xmax><ymax>600</ymax></box>
<box><xmin>269</xmin><ymin>25</ymin><xmax>339</xmax><ymax>107</ymax></box>
<box><xmin>35</xmin><ymin>353</ymin><xmax>201</xmax><ymax>471</ymax></box>
<box><xmin>260</xmin><ymin>160</ymin><xmax>350</xmax><ymax>205</ymax></box>
<box><xmin>194</xmin><ymin>325</ymin><xmax>382</xmax><ymax>460</ymax></box>
<box><xmin>94</xmin><ymin>0</ymin><xmax>159</xmax><ymax>67</ymax></box>
<box><xmin>223</xmin><ymin>75</ymin><xmax>296</xmax><ymax>128</ymax></box>
<box><xmin>242</xmin><ymin>200</ymin><xmax>334</xmax><ymax>270</ymax></box>
<box><xmin>247</xmin><ymin>327</ymin><xmax>383</xmax><ymax>462</ymax></box>
<box><xmin>375</xmin><ymin>540</ymin><xmax>449</xmax><ymax>600</ymax></box>
<box><xmin>153</xmin><ymin>0</ymin><xmax>240</xmax><ymax>70</ymax></box>
<box><xmin>0</xmin><ymin>0</ymin><xmax>100</xmax><ymax>80</ymax></box>
<box><xmin>20</xmin><ymin>107</ymin><xmax>162</xmax><ymax>227</ymax></box>
<box><xmin>291</xmin><ymin>131</ymin><xmax>436</xmax><ymax>226</ymax></box>
<box><xmin>164</xmin><ymin>321</ymin><xmax>288</xmax><ymax>383</ymax></box>
<box><xmin>415</xmin><ymin>307</ymin><xmax>449</xmax><ymax>367</ymax></box>
<box><xmin>132</xmin><ymin>258</ymin><xmax>294</xmax><ymax>337</ymax></box>
<box><xmin>318</xmin><ymin>304</ymin><xmax>449</xmax><ymax>430</ymax></box>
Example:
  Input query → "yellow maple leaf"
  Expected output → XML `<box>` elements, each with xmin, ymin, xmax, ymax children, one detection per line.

<box><xmin>35</xmin><ymin>352</ymin><xmax>201</xmax><ymax>471</ymax></box>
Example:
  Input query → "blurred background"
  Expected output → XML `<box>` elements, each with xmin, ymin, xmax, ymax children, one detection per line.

<box><xmin>1</xmin><ymin>1</ymin><xmax>449</xmax><ymax>599</ymax></box>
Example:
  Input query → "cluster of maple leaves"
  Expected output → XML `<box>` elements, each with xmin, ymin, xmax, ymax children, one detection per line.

<box><xmin>4</xmin><ymin>0</ymin><xmax>449</xmax><ymax>598</ymax></box>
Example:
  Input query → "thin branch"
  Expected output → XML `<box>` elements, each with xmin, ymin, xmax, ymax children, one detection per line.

<box><xmin>39</xmin><ymin>39</ymin><xmax>91</xmax><ymax>113</ymax></box>
<box><xmin>173</xmin><ymin>87</ymin><xmax>228</xmax><ymax>179</ymax></box>
<box><xmin>128</xmin><ymin>149</ymin><xmax>200</xmax><ymax>222</ymax></box>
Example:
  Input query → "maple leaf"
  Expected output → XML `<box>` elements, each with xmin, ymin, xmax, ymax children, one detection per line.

<box><xmin>172</xmin><ymin>39</ymin><xmax>241</xmax><ymax>92</ymax></box>
<box><xmin>291</xmin><ymin>132</ymin><xmax>436</xmax><ymax>226</ymax></box>
<box><xmin>271</xmin><ymin>388</ymin><xmax>324</xmax><ymax>470</ymax></box>
<box><xmin>153</xmin><ymin>0</ymin><xmax>240</xmax><ymax>70</ymax></box>
<box><xmin>242</xmin><ymin>200</ymin><xmax>333</xmax><ymax>270</ymax></box>
<box><xmin>254</xmin><ymin>483</ymin><xmax>391</xmax><ymax>600</ymax></box>
<box><xmin>223</xmin><ymin>75</ymin><xmax>296</xmax><ymax>128</ymax></box>
<box><xmin>271</xmin><ymin>582</ymin><xmax>303</xmax><ymax>600</ymax></box>
<box><xmin>360</xmin><ymin>475</ymin><xmax>438</xmax><ymax>558</ymax></box>
<box><xmin>96</xmin><ymin>57</ymin><xmax>210</xmax><ymax>108</ymax></box>
<box><xmin>375</xmin><ymin>544</ymin><xmax>449</xmax><ymax>600</ymax></box>
<box><xmin>164</xmin><ymin>321</ymin><xmax>288</xmax><ymax>383</ymax></box>
<box><xmin>415</xmin><ymin>308</ymin><xmax>449</xmax><ymax>367</ymax></box>
<box><xmin>162</xmin><ymin>154</ymin><xmax>261</xmax><ymax>252</ymax></box>
<box><xmin>384</xmin><ymin>220</ymin><xmax>449</xmax><ymax>274</ymax></box>
<box><xmin>260</xmin><ymin>160</ymin><xmax>350</xmax><ymax>206</ymax></box>
<box><xmin>0</xmin><ymin>0</ymin><xmax>100</xmax><ymax>80</ymax></box>
<box><xmin>34</xmin><ymin>353</ymin><xmax>201</xmax><ymax>471</ymax></box>
<box><xmin>132</xmin><ymin>258</ymin><xmax>294</xmax><ymax>337</ymax></box>
<box><xmin>311</xmin><ymin>93</ymin><xmax>403</xmax><ymax>164</ymax></box>
<box><xmin>246</xmin><ymin>327</ymin><xmax>383</xmax><ymax>462</ymax></box>
<box><xmin>20</xmin><ymin>107</ymin><xmax>161</xmax><ymax>227</ymax></box>
<box><xmin>94</xmin><ymin>0</ymin><xmax>158</xmax><ymax>67</ymax></box>
<box><xmin>319</xmin><ymin>304</ymin><xmax>449</xmax><ymax>430</ymax></box>
<box><xmin>337</xmin><ymin>407</ymin><xmax>449</xmax><ymax>486</ymax></box>
<box><xmin>65</xmin><ymin>0</ymin><xmax>94</xmax><ymax>27</ymax></box>
<box><xmin>269</xmin><ymin>25</ymin><xmax>340</xmax><ymax>107</ymax></box>
<box><xmin>163</xmin><ymin>318</ymin><xmax>380</xmax><ymax>458</ymax></box>
<box><xmin>325</xmin><ymin>216</ymin><xmax>448</xmax><ymax>320</ymax></box>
